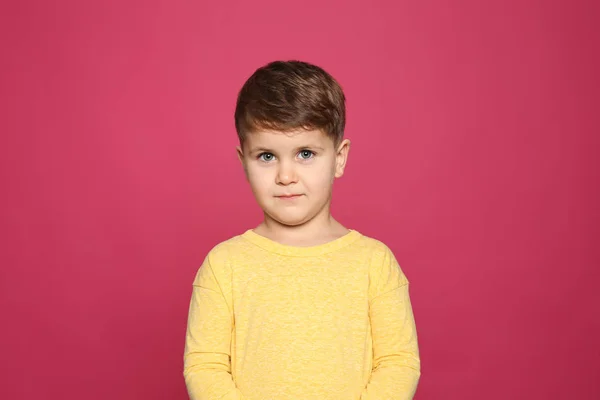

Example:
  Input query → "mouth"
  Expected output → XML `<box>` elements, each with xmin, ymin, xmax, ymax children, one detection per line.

<box><xmin>276</xmin><ymin>194</ymin><xmax>303</xmax><ymax>199</ymax></box>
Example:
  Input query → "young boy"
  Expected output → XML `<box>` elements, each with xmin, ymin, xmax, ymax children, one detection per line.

<box><xmin>183</xmin><ymin>60</ymin><xmax>421</xmax><ymax>399</ymax></box>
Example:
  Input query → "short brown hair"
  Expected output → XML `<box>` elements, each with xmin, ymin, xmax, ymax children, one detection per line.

<box><xmin>234</xmin><ymin>60</ymin><xmax>346</xmax><ymax>145</ymax></box>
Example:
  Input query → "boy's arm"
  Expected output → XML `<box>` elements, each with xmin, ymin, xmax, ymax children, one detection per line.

<box><xmin>361</xmin><ymin>245</ymin><xmax>421</xmax><ymax>400</ymax></box>
<box><xmin>183</xmin><ymin>249</ymin><xmax>245</xmax><ymax>400</ymax></box>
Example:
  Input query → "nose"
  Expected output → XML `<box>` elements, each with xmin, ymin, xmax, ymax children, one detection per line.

<box><xmin>276</xmin><ymin>160</ymin><xmax>298</xmax><ymax>186</ymax></box>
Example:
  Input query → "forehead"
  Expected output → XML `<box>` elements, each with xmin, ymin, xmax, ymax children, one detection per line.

<box><xmin>243</xmin><ymin>129</ymin><xmax>334</xmax><ymax>151</ymax></box>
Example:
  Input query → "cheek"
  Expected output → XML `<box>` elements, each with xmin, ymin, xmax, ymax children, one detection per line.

<box><xmin>247</xmin><ymin>168</ymin><xmax>272</xmax><ymax>193</ymax></box>
<box><xmin>305</xmin><ymin>164</ymin><xmax>336</xmax><ymax>190</ymax></box>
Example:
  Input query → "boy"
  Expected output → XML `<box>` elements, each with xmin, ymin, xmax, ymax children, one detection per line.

<box><xmin>183</xmin><ymin>60</ymin><xmax>421</xmax><ymax>399</ymax></box>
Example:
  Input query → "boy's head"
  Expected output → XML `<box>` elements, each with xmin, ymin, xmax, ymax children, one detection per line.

<box><xmin>234</xmin><ymin>60</ymin><xmax>346</xmax><ymax>146</ymax></box>
<box><xmin>235</xmin><ymin>61</ymin><xmax>351</xmax><ymax>228</ymax></box>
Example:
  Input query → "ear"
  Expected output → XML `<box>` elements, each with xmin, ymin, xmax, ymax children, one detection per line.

<box><xmin>236</xmin><ymin>145</ymin><xmax>249</xmax><ymax>180</ymax></box>
<box><xmin>334</xmin><ymin>139</ymin><xmax>351</xmax><ymax>178</ymax></box>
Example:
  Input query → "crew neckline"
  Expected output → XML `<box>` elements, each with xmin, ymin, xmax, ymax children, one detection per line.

<box><xmin>241</xmin><ymin>228</ymin><xmax>362</xmax><ymax>257</ymax></box>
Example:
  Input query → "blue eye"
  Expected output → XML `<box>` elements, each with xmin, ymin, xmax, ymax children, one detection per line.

<box><xmin>259</xmin><ymin>153</ymin><xmax>275</xmax><ymax>162</ymax></box>
<box><xmin>298</xmin><ymin>150</ymin><xmax>314</xmax><ymax>160</ymax></box>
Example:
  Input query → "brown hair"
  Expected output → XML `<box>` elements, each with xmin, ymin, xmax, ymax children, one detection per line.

<box><xmin>234</xmin><ymin>60</ymin><xmax>346</xmax><ymax>145</ymax></box>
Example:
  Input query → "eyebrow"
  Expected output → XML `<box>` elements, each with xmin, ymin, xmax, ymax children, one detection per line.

<box><xmin>249</xmin><ymin>145</ymin><xmax>325</xmax><ymax>154</ymax></box>
<box><xmin>250</xmin><ymin>147</ymin><xmax>273</xmax><ymax>154</ymax></box>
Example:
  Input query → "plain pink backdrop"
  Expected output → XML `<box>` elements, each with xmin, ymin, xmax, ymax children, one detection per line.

<box><xmin>1</xmin><ymin>0</ymin><xmax>598</xmax><ymax>399</ymax></box>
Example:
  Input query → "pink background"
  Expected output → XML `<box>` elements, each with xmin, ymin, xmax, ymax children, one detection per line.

<box><xmin>1</xmin><ymin>1</ymin><xmax>598</xmax><ymax>399</ymax></box>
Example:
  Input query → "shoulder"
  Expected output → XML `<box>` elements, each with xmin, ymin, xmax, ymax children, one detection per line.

<box><xmin>355</xmin><ymin>233</ymin><xmax>409</xmax><ymax>298</ymax></box>
<box><xmin>193</xmin><ymin>233</ymin><xmax>248</xmax><ymax>285</ymax></box>
<box><xmin>204</xmin><ymin>234</ymin><xmax>247</xmax><ymax>262</ymax></box>
<box><xmin>354</xmin><ymin>232</ymin><xmax>397</xmax><ymax>261</ymax></box>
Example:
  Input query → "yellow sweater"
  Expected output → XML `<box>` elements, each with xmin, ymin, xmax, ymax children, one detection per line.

<box><xmin>183</xmin><ymin>229</ymin><xmax>421</xmax><ymax>400</ymax></box>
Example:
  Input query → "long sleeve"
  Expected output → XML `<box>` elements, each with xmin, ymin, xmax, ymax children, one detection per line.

<box><xmin>183</xmin><ymin>248</ymin><xmax>246</xmax><ymax>400</ymax></box>
<box><xmin>361</xmin><ymin>246</ymin><xmax>421</xmax><ymax>400</ymax></box>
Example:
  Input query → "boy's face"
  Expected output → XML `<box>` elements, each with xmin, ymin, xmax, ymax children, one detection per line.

<box><xmin>237</xmin><ymin>128</ymin><xmax>350</xmax><ymax>228</ymax></box>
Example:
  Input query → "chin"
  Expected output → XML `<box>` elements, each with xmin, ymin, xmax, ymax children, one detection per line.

<box><xmin>268</xmin><ymin>211</ymin><xmax>313</xmax><ymax>227</ymax></box>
